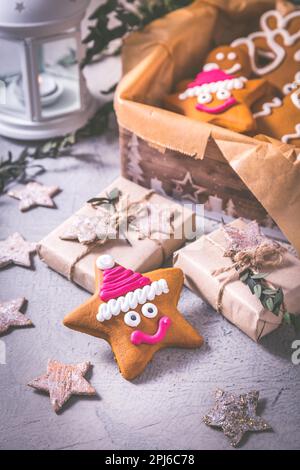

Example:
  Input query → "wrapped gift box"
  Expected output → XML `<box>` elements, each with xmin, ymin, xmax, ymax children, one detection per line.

<box><xmin>173</xmin><ymin>219</ymin><xmax>300</xmax><ymax>341</ymax></box>
<box><xmin>115</xmin><ymin>0</ymin><xmax>300</xmax><ymax>254</ymax></box>
<box><xmin>38</xmin><ymin>176</ymin><xmax>195</xmax><ymax>293</ymax></box>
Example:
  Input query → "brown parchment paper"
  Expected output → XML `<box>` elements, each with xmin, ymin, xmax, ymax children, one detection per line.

<box><xmin>114</xmin><ymin>0</ymin><xmax>300</xmax><ymax>255</ymax></box>
<box><xmin>38</xmin><ymin>176</ymin><xmax>194</xmax><ymax>293</ymax></box>
<box><xmin>173</xmin><ymin>219</ymin><xmax>300</xmax><ymax>341</ymax></box>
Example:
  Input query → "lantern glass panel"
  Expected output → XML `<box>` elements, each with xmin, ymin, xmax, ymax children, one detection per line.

<box><xmin>37</xmin><ymin>36</ymin><xmax>81</xmax><ymax>119</ymax></box>
<box><xmin>0</xmin><ymin>39</ymin><xmax>26</xmax><ymax>115</ymax></box>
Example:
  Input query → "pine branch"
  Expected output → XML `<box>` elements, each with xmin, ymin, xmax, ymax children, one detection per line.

<box><xmin>82</xmin><ymin>0</ymin><xmax>193</xmax><ymax>67</ymax></box>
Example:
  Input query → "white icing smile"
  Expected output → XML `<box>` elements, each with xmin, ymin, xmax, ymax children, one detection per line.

<box><xmin>224</xmin><ymin>63</ymin><xmax>242</xmax><ymax>74</ymax></box>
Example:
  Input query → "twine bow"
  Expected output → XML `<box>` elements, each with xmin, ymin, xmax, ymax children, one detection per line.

<box><xmin>212</xmin><ymin>241</ymin><xmax>286</xmax><ymax>313</ymax></box>
<box><xmin>66</xmin><ymin>190</ymin><xmax>174</xmax><ymax>280</ymax></box>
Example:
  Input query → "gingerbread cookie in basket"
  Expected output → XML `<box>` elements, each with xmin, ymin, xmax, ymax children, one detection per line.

<box><xmin>232</xmin><ymin>7</ymin><xmax>300</xmax><ymax>95</ymax></box>
<box><xmin>254</xmin><ymin>82</ymin><xmax>300</xmax><ymax>147</ymax></box>
<box><xmin>203</xmin><ymin>45</ymin><xmax>252</xmax><ymax>77</ymax></box>
<box><xmin>64</xmin><ymin>255</ymin><xmax>203</xmax><ymax>380</ymax></box>
<box><xmin>164</xmin><ymin>69</ymin><xmax>269</xmax><ymax>133</ymax></box>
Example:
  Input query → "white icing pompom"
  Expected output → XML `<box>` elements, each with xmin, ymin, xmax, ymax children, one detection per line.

<box><xmin>96</xmin><ymin>254</ymin><xmax>115</xmax><ymax>270</ymax></box>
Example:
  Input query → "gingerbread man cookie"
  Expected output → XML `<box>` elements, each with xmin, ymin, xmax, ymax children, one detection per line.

<box><xmin>254</xmin><ymin>82</ymin><xmax>300</xmax><ymax>147</ymax></box>
<box><xmin>232</xmin><ymin>8</ymin><xmax>300</xmax><ymax>95</ymax></box>
<box><xmin>203</xmin><ymin>45</ymin><xmax>252</xmax><ymax>77</ymax></box>
<box><xmin>63</xmin><ymin>255</ymin><xmax>203</xmax><ymax>380</ymax></box>
<box><xmin>164</xmin><ymin>69</ymin><xmax>269</xmax><ymax>133</ymax></box>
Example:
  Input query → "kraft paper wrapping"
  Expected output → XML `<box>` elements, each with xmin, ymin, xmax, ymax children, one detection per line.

<box><xmin>38</xmin><ymin>177</ymin><xmax>194</xmax><ymax>293</ymax></box>
<box><xmin>173</xmin><ymin>219</ymin><xmax>300</xmax><ymax>341</ymax></box>
<box><xmin>114</xmin><ymin>0</ymin><xmax>300</xmax><ymax>255</ymax></box>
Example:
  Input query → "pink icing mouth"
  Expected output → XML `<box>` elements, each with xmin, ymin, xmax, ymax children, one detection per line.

<box><xmin>131</xmin><ymin>316</ymin><xmax>171</xmax><ymax>346</ymax></box>
<box><xmin>196</xmin><ymin>97</ymin><xmax>237</xmax><ymax>114</ymax></box>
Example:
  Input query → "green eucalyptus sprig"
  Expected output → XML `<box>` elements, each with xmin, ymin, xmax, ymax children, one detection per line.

<box><xmin>239</xmin><ymin>269</ymin><xmax>300</xmax><ymax>331</ymax></box>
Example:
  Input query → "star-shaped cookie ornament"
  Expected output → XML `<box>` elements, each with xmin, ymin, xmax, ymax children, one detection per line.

<box><xmin>28</xmin><ymin>360</ymin><xmax>96</xmax><ymax>413</ymax></box>
<box><xmin>164</xmin><ymin>69</ymin><xmax>270</xmax><ymax>133</ymax></box>
<box><xmin>0</xmin><ymin>232</ymin><xmax>36</xmax><ymax>269</ymax></box>
<box><xmin>8</xmin><ymin>181</ymin><xmax>60</xmax><ymax>212</ymax></box>
<box><xmin>0</xmin><ymin>298</ymin><xmax>32</xmax><ymax>335</ymax></box>
<box><xmin>223</xmin><ymin>220</ymin><xmax>267</xmax><ymax>255</ymax></box>
<box><xmin>203</xmin><ymin>389</ymin><xmax>271</xmax><ymax>447</ymax></box>
<box><xmin>63</xmin><ymin>255</ymin><xmax>203</xmax><ymax>380</ymax></box>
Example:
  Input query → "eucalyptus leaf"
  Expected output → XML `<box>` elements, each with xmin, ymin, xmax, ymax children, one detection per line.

<box><xmin>254</xmin><ymin>284</ymin><xmax>262</xmax><ymax>299</ymax></box>
<box><xmin>239</xmin><ymin>271</ymin><xmax>249</xmax><ymax>282</ymax></box>
<box><xmin>266</xmin><ymin>297</ymin><xmax>274</xmax><ymax>312</ymax></box>
<box><xmin>251</xmin><ymin>272</ymin><xmax>268</xmax><ymax>280</ymax></box>
<box><xmin>262</xmin><ymin>289</ymin><xmax>277</xmax><ymax>295</ymax></box>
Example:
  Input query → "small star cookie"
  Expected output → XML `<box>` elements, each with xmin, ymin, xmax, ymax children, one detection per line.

<box><xmin>28</xmin><ymin>360</ymin><xmax>96</xmax><ymax>413</ymax></box>
<box><xmin>0</xmin><ymin>232</ymin><xmax>36</xmax><ymax>269</ymax></box>
<box><xmin>164</xmin><ymin>69</ymin><xmax>269</xmax><ymax>133</ymax></box>
<box><xmin>8</xmin><ymin>181</ymin><xmax>60</xmax><ymax>212</ymax></box>
<box><xmin>0</xmin><ymin>298</ymin><xmax>32</xmax><ymax>335</ymax></box>
<box><xmin>63</xmin><ymin>255</ymin><xmax>203</xmax><ymax>380</ymax></box>
<box><xmin>203</xmin><ymin>389</ymin><xmax>271</xmax><ymax>447</ymax></box>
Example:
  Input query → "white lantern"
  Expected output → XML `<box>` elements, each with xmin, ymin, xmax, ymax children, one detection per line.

<box><xmin>0</xmin><ymin>0</ymin><xmax>96</xmax><ymax>140</ymax></box>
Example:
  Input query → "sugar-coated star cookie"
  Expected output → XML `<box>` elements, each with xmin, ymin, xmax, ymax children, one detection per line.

<box><xmin>164</xmin><ymin>69</ymin><xmax>269</xmax><ymax>133</ymax></box>
<box><xmin>254</xmin><ymin>83</ymin><xmax>300</xmax><ymax>146</ymax></box>
<box><xmin>63</xmin><ymin>255</ymin><xmax>203</xmax><ymax>380</ymax></box>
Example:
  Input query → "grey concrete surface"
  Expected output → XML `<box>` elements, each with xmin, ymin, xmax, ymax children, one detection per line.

<box><xmin>0</xmin><ymin>3</ymin><xmax>300</xmax><ymax>449</ymax></box>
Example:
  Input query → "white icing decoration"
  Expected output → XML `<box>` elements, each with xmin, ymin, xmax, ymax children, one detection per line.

<box><xmin>224</xmin><ymin>63</ymin><xmax>242</xmax><ymax>74</ymax></box>
<box><xmin>281</xmin><ymin>123</ymin><xmax>300</xmax><ymax>144</ymax></box>
<box><xmin>178</xmin><ymin>77</ymin><xmax>247</xmax><ymax>100</ymax></box>
<box><xmin>232</xmin><ymin>9</ymin><xmax>300</xmax><ymax>76</ymax></box>
<box><xmin>227</xmin><ymin>52</ymin><xmax>237</xmax><ymax>60</ymax></box>
<box><xmin>96</xmin><ymin>254</ymin><xmax>115</xmax><ymax>270</ymax></box>
<box><xmin>96</xmin><ymin>279</ymin><xmax>169</xmax><ymax>322</ymax></box>
<box><xmin>291</xmin><ymin>88</ymin><xmax>300</xmax><ymax>110</ymax></box>
<box><xmin>203</xmin><ymin>63</ymin><xmax>218</xmax><ymax>71</ymax></box>
<box><xmin>294</xmin><ymin>49</ymin><xmax>300</xmax><ymax>62</ymax></box>
<box><xmin>216</xmin><ymin>52</ymin><xmax>225</xmax><ymax>60</ymax></box>
<box><xmin>253</xmin><ymin>97</ymin><xmax>282</xmax><ymax>118</ymax></box>
<box><xmin>283</xmin><ymin>81</ymin><xmax>298</xmax><ymax>95</ymax></box>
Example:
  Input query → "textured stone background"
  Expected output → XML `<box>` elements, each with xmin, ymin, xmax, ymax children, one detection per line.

<box><xmin>0</xmin><ymin>1</ymin><xmax>299</xmax><ymax>451</ymax></box>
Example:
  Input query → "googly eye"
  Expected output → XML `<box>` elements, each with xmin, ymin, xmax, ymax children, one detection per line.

<box><xmin>216</xmin><ymin>89</ymin><xmax>231</xmax><ymax>100</ymax></box>
<box><xmin>197</xmin><ymin>92</ymin><xmax>212</xmax><ymax>104</ymax></box>
<box><xmin>216</xmin><ymin>52</ymin><xmax>225</xmax><ymax>61</ymax></box>
<box><xmin>283</xmin><ymin>82</ymin><xmax>297</xmax><ymax>95</ymax></box>
<box><xmin>124</xmin><ymin>311</ymin><xmax>141</xmax><ymax>328</ymax></box>
<box><xmin>141</xmin><ymin>303</ymin><xmax>158</xmax><ymax>318</ymax></box>
<box><xmin>227</xmin><ymin>52</ymin><xmax>237</xmax><ymax>60</ymax></box>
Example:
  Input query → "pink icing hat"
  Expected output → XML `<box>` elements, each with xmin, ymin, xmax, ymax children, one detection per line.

<box><xmin>95</xmin><ymin>255</ymin><xmax>169</xmax><ymax>322</ymax></box>
<box><xmin>96</xmin><ymin>254</ymin><xmax>151</xmax><ymax>302</ymax></box>
<box><xmin>188</xmin><ymin>69</ymin><xmax>235</xmax><ymax>88</ymax></box>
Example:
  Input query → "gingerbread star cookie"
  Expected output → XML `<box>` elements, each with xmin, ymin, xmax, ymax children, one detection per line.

<box><xmin>0</xmin><ymin>232</ymin><xmax>36</xmax><ymax>269</ymax></box>
<box><xmin>254</xmin><ymin>83</ymin><xmax>300</xmax><ymax>146</ymax></box>
<box><xmin>0</xmin><ymin>298</ymin><xmax>32</xmax><ymax>335</ymax></box>
<box><xmin>28</xmin><ymin>360</ymin><xmax>96</xmax><ymax>413</ymax></box>
<box><xmin>203</xmin><ymin>45</ymin><xmax>252</xmax><ymax>77</ymax></box>
<box><xmin>63</xmin><ymin>255</ymin><xmax>203</xmax><ymax>380</ymax></box>
<box><xmin>8</xmin><ymin>181</ymin><xmax>60</xmax><ymax>212</ymax></box>
<box><xmin>164</xmin><ymin>69</ymin><xmax>269</xmax><ymax>133</ymax></box>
